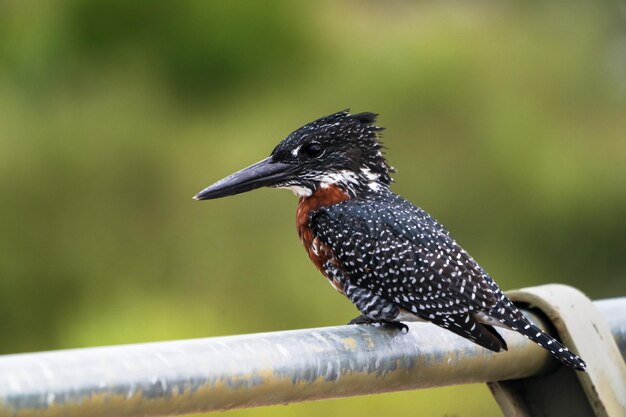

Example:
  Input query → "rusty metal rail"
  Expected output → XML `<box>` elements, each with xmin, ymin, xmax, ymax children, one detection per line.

<box><xmin>0</xmin><ymin>286</ymin><xmax>624</xmax><ymax>417</ymax></box>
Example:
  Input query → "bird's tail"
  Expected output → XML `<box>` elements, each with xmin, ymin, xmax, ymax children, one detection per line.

<box><xmin>500</xmin><ymin>314</ymin><xmax>587</xmax><ymax>371</ymax></box>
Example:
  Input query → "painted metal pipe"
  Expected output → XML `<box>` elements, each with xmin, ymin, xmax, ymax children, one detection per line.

<box><xmin>596</xmin><ymin>298</ymin><xmax>626</xmax><ymax>361</ymax></box>
<box><xmin>0</xmin><ymin>297</ymin><xmax>623</xmax><ymax>417</ymax></box>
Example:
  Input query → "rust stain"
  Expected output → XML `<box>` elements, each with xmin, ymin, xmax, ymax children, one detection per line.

<box><xmin>0</xmin><ymin>366</ymin><xmax>420</xmax><ymax>417</ymax></box>
<box><xmin>342</xmin><ymin>337</ymin><xmax>358</xmax><ymax>351</ymax></box>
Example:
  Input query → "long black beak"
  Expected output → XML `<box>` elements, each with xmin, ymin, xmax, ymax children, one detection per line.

<box><xmin>193</xmin><ymin>157</ymin><xmax>295</xmax><ymax>200</ymax></box>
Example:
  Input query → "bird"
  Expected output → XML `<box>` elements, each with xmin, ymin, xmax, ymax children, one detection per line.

<box><xmin>193</xmin><ymin>110</ymin><xmax>586</xmax><ymax>371</ymax></box>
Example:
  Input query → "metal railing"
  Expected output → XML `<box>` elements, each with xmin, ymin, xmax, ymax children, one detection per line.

<box><xmin>0</xmin><ymin>286</ymin><xmax>624</xmax><ymax>417</ymax></box>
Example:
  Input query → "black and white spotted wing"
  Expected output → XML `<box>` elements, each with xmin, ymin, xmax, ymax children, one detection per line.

<box><xmin>312</xmin><ymin>190</ymin><xmax>498</xmax><ymax>314</ymax></box>
<box><xmin>310</xmin><ymin>189</ymin><xmax>507</xmax><ymax>348</ymax></box>
<box><xmin>310</xmin><ymin>188</ymin><xmax>587</xmax><ymax>370</ymax></box>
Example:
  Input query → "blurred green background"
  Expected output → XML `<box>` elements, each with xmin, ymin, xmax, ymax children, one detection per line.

<box><xmin>1</xmin><ymin>1</ymin><xmax>625</xmax><ymax>416</ymax></box>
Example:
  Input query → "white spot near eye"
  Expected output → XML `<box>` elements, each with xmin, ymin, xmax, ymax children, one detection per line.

<box><xmin>291</xmin><ymin>146</ymin><xmax>301</xmax><ymax>157</ymax></box>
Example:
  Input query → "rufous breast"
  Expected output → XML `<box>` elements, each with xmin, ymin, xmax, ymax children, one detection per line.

<box><xmin>296</xmin><ymin>185</ymin><xmax>351</xmax><ymax>293</ymax></box>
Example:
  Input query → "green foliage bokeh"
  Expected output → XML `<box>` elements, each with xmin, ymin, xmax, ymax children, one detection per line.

<box><xmin>1</xmin><ymin>1</ymin><xmax>624</xmax><ymax>416</ymax></box>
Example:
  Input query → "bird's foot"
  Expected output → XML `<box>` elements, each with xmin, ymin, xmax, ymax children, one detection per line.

<box><xmin>382</xmin><ymin>321</ymin><xmax>409</xmax><ymax>334</ymax></box>
<box><xmin>348</xmin><ymin>315</ymin><xmax>372</xmax><ymax>325</ymax></box>
<box><xmin>348</xmin><ymin>316</ymin><xmax>409</xmax><ymax>334</ymax></box>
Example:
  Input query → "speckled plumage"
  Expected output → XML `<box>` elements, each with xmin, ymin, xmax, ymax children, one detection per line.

<box><xmin>195</xmin><ymin>110</ymin><xmax>587</xmax><ymax>371</ymax></box>
<box><xmin>309</xmin><ymin>187</ymin><xmax>531</xmax><ymax>353</ymax></box>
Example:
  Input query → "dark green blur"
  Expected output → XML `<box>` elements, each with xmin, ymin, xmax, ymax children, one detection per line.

<box><xmin>0</xmin><ymin>1</ymin><xmax>624</xmax><ymax>416</ymax></box>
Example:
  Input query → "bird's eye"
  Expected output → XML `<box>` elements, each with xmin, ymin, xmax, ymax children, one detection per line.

<box><xmin>300</xmin><ymin>143</ymin><xmax>323</xmax><ymax>158</ymax></box>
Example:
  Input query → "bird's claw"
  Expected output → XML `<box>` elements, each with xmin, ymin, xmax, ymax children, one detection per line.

<box><xmin>383</xmin><ymin>321</ymin><xmax>409</xmax><ymax>334</ymax></box>
<box><xmin>348</xmin><ymin>316</ymin><xmax>408</xmax><ymax>333</ymax></box>
<box><xmin>348</xmin><ymin>315</ymin><xmax>372</xmax><ymax>325</ymax></box>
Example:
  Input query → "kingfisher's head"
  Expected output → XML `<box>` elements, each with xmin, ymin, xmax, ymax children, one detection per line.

<box><xmin>193</xmin><ymin>110</ymin><xmax>394</xmax><ymax>200</ymax></box>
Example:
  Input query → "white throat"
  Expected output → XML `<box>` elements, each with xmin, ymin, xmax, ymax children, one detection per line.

<box><xmin>278</xmin><ymin>185</ymin><xmax>313</xmax><ymax>197</ymax></box>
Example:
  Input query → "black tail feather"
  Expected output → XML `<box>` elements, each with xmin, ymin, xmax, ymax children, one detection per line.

<box><xmin>432</xmin><ymin>313</ymin><xmax>506</xmax><ymax>353</ymax></box>
<box><xmin>513</xmin><ymin>319</ymin><xmax>586</xmax><ymax>371</ymax></box>
<box><xmin>489</xmin><ymin>304</ymin><xmax>587</xmax><ymax>371</ymax></box>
